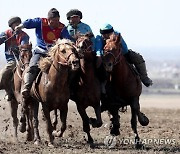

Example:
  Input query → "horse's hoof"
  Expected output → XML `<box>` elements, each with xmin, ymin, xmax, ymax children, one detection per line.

<box><xmin>48</xmin><ymin>142</ymin><xmax>54</xmax><ymax>147</ymax></box>
<box><xmin>19</xmin><ymin>123</ymin><xmax>26</xmax><ymax>133</ymax></box>
<box><xmin>110</xmin><ymin>127</ymin><xmax>120</xmax><ymax>136</ymax></box>
<box><xmin>135</xmin><ymin>142</ymin><xmax>144</xmax><ymax>149</ymax></box>
<box><xmin>26</xmin><ymin>134</ymin><xmax>33</xmax><ymax>141</ymax></box>
<box><xmin>34</xmin><ymin>139</ymin><xmax>41</xmax><ymax>145</ymax></box>
<box><xmin>138</xmin><ymin>112</ymin><xmax>149</xmax><ymax>126</ymax></box>
<box><xmin>89</xmin><ymin>143</ymin><xmax>95</xmax><ymax>149</ymax></box>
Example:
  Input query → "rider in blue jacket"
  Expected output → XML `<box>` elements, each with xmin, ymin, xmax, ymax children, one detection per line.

<box><xmin>66</xmin><ymin>9</ymin><xmax>95</xmax><ymax>49</ymax></box>
<box><xmin>15</xmin><ymin>8</ymin><xmax>72</xmax><ymax>98</ymax></box>
<box><xmin>95</xmin><ymin>23</ymin><xmax>153</xmax><ymax>88</ymax></box>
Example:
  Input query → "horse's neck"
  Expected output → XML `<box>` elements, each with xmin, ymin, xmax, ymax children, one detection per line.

<box><xmin>48</xmin><ymin>62</ymin><xmax>69</xmax><ymax>87</ymax></box>
<box><xmin>113</xmin><ymin>57</ymin><xmax>134</xmax><ymax>81</ymax></box>
<box><xmin>80</xmin><ymin>54</ymin><xmax>95</xmax><ymax>81</ymax></box>
<box><xmin>15</xmin><ymin>61</ymin><xmax>24</xmax><ymax>77</ymax></box>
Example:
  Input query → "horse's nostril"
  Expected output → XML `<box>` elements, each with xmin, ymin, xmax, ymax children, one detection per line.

<box><xmin>72</xmin><ymin>60</ymin><xmax>79</xmax><ymax>65</ymax></box>
<box><xmin>108</xmin><ymin>63</ymin><xmax>112</xmax><ymax>67</ymax></box>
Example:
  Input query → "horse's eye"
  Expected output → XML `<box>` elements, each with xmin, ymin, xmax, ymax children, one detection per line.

<box><xmin>21</xmin><ymin>49</ymin><xmax>29</xmax><ymax>52</ymax></box>
<box><xmin>61</xmin><ymin>50</ymin><xmax>66</xmax><ymax>54</ymax></box>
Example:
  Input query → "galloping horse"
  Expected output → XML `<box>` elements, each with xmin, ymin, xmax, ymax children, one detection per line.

<box><xmin>8</xmin><ymin>43</ymin><xmax>35</xmax><ymax>142</ymax></box>
<box><xmin>72</xmin><ymin>33</ymin><xmax>102</xmax><ymax>146</ymax></box>
<box><xmin>27</xmin><ymin>39</ymin><xmax>80</xmax><ymax>146</ymax></box>
<box><xmin>102</xmin><ymin>33</ymin><xmax>149</xmax><ymax>148</ymax></box>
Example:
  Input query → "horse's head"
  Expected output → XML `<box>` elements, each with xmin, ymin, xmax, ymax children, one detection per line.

<box><xmin>52</xmin><ymin>39</ymin><xmax>80</xmax><ymax>71</ymax></box>
<box><xmin>19</xmin><ymin>43</ymin><xmax>32</xmax><ymax>67</ymax></box>
<box><xmin>76</xmin><ymin>32</ymin><xmax>94</xmax><ymax>58</ymax></box>
<box><xmin>103</xmin><ymin>33</ymin><xmax>122</xmax><ymax>72</ymax></box>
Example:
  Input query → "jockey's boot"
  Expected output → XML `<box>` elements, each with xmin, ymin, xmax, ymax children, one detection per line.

<box><xmin>124</xmin><ymin>50</ymin><xmax>153</xmax><ymax>87</ymax></box>
<box><xmin>21</xmin><ymin>67</ymin><xmax>38</xmax><ymax>98</ymax></box>
<box><xmin>135</xmin><ymin>62</ymin><xmax>153</xmax><ymax>87</ymax></box>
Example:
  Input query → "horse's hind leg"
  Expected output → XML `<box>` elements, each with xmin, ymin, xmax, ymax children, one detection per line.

<box><xmin>130</xmin><ymin>98</ymin><xmax>143</xmax><ymax>149</ymax></box>
<box><xmin>76</xmin><ymin>105</ymin><xmax>94</xmax><ymax>145</ymax></box>
<box><xmin>89</xmin><ymin>105</ymin><xmax>103</xmax><ymax>128</ymax></box>
<box><xmin>8</xmin><ymin>99</ymin><xmax>19</xmax><ymax>142</ymax></box>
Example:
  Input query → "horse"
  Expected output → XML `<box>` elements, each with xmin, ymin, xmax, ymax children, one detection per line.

<box><xmin>7</xmin><ymin>43</ymin><xmax>36</xmax><ymax>142</ymax></box>
<box><xmin>102</xmin><ymin>33</ymin><xmax>149</xmax><ymax>148</ymax></box>
<box><xmin>71</xmin><ymin>33</ymin><xmax>103</xmax><ymax>146</ymax></box>
<box><xmin>23</xmin><ymin>39</ymin><xmax>80</xmax><ymax>146</ymax></box>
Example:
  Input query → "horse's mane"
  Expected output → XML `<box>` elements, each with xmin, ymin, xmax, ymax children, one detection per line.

<box><xmin>39</xmin><ymin>39</ymin><xmax>75</xmax><ymax>73</ymax></box>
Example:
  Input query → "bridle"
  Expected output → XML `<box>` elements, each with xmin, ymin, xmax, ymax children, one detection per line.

<box><xmin>16</xmin><ymin>48</ymin><xmax>32</xmax><ymax>79</ymax></box>
<box><xmin>52</xmin><ymin>43</ymin><xmax>78</xmax><ymax>71</ymax></box>
<box><xmin>76</xmin><ymin>36</ymin><xmax>92</xmax><ymax>57</ymax></box>
<box><xmin>104</xmin><ymin>47</ymin><xmax>122</xmax><ymax>66</ymax></box>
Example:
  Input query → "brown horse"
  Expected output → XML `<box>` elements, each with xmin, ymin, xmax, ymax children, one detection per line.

<box><xmin>8</xmin><ymin>43</ymin><xmax>36</xmax><ymax>142</ymax></box>
<box><xmin>102</xmin><ymin>33</ymin><xmax>149</xmax><ymax>148</ymax></box>
<box><xmin>71</xmin><ymin>33</ymin><xmax>102</xmax><ymax>146</ymax></box>
<box><xmin>25</xmin><ymin>39</ymin><xmax>80</xmax><ymax>146</ymax></box>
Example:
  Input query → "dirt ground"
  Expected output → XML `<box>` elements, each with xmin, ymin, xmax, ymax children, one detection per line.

<box><xmin>0</xmin><ymin>91</ymin><xmax>179</xmax><ymax>154</ymax></box>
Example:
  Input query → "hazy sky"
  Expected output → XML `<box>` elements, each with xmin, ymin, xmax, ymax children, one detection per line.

<box><xmin>0</xmin><ymin>0</ymin><xmax>180</xmax><ymax>49</ymax></box>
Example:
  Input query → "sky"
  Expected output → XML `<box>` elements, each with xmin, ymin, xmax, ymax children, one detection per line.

<box><xmin>0</xmin><ymin>0</ymin><xmax>180</xmax><ymax>52</ymax></box>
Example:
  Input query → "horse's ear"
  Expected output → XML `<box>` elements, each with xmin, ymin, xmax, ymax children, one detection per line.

<box><xmin>116</xmin><ymin>33</ymin><xmax>121</xmax><ymax>43</ymax></box>
<box><xmin>86</xmin><ymin>32</ymin><xmax>94</xmax><ymax>38</ymax></box>
<box><xmin>29</xmin><ymin>42</ymin><xmax>32</xmax><ymax>49</ymax></box>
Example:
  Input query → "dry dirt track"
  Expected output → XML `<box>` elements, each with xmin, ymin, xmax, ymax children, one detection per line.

<box><xmin>0</xmin><ymin>91</ymin><xmax>179</xmax><ymax>154</ymax></box>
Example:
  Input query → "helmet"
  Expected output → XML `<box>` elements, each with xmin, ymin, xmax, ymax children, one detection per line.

<box><xmin>8</xmin><ymin>16</ymin><xmax>21</xmax><ymax>27</ymax></box>
<box><xmin>66</xmin><ymin>9</ymin><xmax>82</xmax><ymax>20</ymax></box>
<box><xmin>100</xmin><ymin>23</ymin><xmax>114</xmax><ymax>34</ymax></box>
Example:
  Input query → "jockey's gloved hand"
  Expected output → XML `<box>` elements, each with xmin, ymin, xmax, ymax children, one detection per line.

<box><xmin>14</xmin><ymin>23</ymin><xmax>24</xmax><ymax>33</ymax></box>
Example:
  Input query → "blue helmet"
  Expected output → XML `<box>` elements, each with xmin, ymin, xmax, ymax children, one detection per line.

<box><xmin>100</xmin><ymin>23</ymin><xmax>114</xmax><ymax>34</ymax></box>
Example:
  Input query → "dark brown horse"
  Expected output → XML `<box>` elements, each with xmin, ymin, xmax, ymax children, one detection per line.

<box><xmin>102</xmin><ymin>33</ymin><xmax>149</xmax><ymax>148</ymax></box>
<box><xmin>26</xmin><ymin>39</ymin><xmax>80</xmax><ymax>146</ymax></box>
<box><xmin>8</xmin><ymin>43</ymin><xmax>37</xmax><ymax>142</ymax></box>
<box><xmin>72</xmin><ymin>33</ymin><xmax>102</xmax><ymax>146</ymax></box>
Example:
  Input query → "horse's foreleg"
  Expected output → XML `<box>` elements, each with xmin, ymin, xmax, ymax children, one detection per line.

<box><xmin>52</xmin><ymin>109</ymin><xmax>58</xmax><ymax>130</ymax></box>
<box><xmin>32</xmin><ymin>101</ymin><xmax>41</xmax><ymax>145</ymax></box>
<box><xmin>19</xmin><ymin>98</ymin><xmax>28</xmax><ymax>133</ymax></box>
<box><xmin>130</xmin><ymin>99</ymin><xmax>143</xmax><ymax>149</ymax></box>
<box><xmin>8</xmin><ymin>100</ymin><xmax>19</xmax><ymax>142</ymax></box>
<box><xmin>76</xmin><ymin>105</ymin><xmax>94</xmax><ymax>145</ymax></box>
<box><xmin>89</xmin><ymin>105</ymin><xmax>103</xmax><ymax>128</ymax></box>
<box><xmin>42</xmin><ymin>104</ymin><xmax>54</xmax><ymax>146</ymax></box>
<box><xmin>26</xmin><ymin>108</ymin><xmax>33</xmax><ymax>141</ymax></box>
<box><xmin>57</xmin><ymin>106</ymin><xmax>68</xmax><ymax>137</ymax></box>
<box><xmin>109</xmin><ymin>108</ymin><xmax>120</xmax><ymax>136</ymax></box>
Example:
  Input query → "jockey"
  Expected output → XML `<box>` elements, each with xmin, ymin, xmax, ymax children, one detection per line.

<box><xmin>15</xmin><ymin>8</ymin><xmax>72</xmax><ymax>98</ymax></box>
<box><xmin>0</xmin><ymin>16</ymin><xmax>30</xmax><ymax>101</ymax></box>
<box><xmin>95</xmin><ymin>23</ymin><xmax>153</xmax><ymax>87</ymax></box>
<box><xmin>66</xmin><ymin>9</ymin><xmax>95</xmax><ymax>49</ymax></box>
